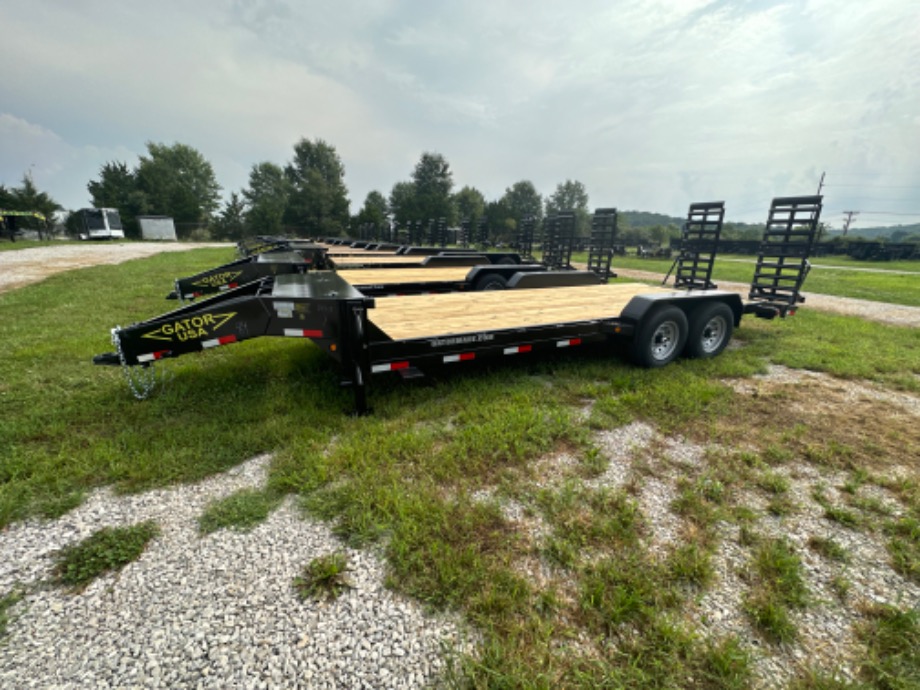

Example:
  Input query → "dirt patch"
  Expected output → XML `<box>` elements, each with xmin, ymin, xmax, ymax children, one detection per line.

<box><xmin>0</xmin><ymin>242</ymin><xmax>230</xmax><ymax>294</ymax></box>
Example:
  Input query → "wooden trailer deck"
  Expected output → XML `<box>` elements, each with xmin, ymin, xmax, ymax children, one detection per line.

<box><xmin>343</xmin><ymin>267</ymin><xmax>472</xmax><ymax>285</ymax></box>
<box><xmin>370</xmin><ymin>282</ymin><xmax>675</xmax><ymax>341</ymax></box>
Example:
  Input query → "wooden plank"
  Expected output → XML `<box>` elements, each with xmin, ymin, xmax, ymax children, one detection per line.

<box><xmin>344</xmin><ymin>267</ymin><xmax>471</xmax><ymax>285</ymax></box>
<box><xmin>370</xmin><ymin>282</ymin><xmax>676</xmax><ymax>341</ymax></box>
<box><xmin>334</xmin><ymin>256</ymin><xmax>428</xmax><ymax>266</ymax></box>
<box><xmin>326</xmin><ymin>250</ymin><xmax>397</xmax><ymax>256</ymax></box>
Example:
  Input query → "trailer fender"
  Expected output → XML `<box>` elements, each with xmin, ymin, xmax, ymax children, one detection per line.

<box><xmin>507</xmin><ymin>271</ymin><xmax>602</xmax><ymax>290</ymax></box>
<box><xmin>620</xmin><ymin>292</ymin><xmax>743</xmax><ymax>328</ymax></box>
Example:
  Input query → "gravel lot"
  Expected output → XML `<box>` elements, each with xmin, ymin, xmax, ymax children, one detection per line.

<box><xmin>1</xmin><ymin>243</ymin><xmax>918</xmax><ymax>688</ymax></box>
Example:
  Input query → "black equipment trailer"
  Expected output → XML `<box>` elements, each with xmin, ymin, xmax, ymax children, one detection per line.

<box><xmin>97</xmin><ymin>272</ymin><xmax>748</xmax><ymax>413</ymax></box>
<box><xmin>97</xmin><ymin>195</ymin><xmax>822</xmax><ymax>413</ymax></box>
<box><xmin>167</xmin><ymin>251</ymin><xmax>550</xmax><ymax>301</ymax></box>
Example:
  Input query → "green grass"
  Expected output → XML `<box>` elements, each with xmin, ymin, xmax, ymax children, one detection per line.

<box><xmin>198</xmin><ymin>488</ymin><xmax>282</xmax><ymax>534</ymax></box>
<box><xmin>604</xmin><ymin>253</ymin><xmax>920</xmax><ymax>307</ymax></box>
<box><xmin>52</xmin><ymin>521</ymin><xmax>160</xmax><ymax>591</ymax></box>
<box><xmin>808</xmin><ymin>536</ymin><xmax>849</xmax><ymax>563</ymax></box>
<box><xmin>885</xmin><ymin>512</ymin><xmax>920</xmax><ymax>583</ymax></box>
<box><xmin>857</xmin><ymin>604</ymin><xmax>920</xmax><ymax>689</ymax></box>
<box><xmin>0</xmin><ymin>239</ymin><xmax>82</xmax><ymax>252</ymax></box>
<box><xmin>2</xmin><ymin>247</ymin><xmax>920</xmax><ymax>684</ymax></box>
<box><xmin>742</xmin><ymin>537</ymin><xmax>809</xmax><ymax>643</ymax></box>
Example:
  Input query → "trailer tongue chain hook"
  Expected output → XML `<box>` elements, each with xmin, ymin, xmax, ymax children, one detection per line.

<box><xmin>113</xmin><ymin>327</ymin><xmax>159</xmax><ymax>400</ymax></box>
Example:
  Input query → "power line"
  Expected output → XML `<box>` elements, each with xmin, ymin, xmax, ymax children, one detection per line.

<box><xmin>822</xmin><ymin>184</ymin><xmax>920</xmax><ymax>189</ymax></box>
<box><xmin>855</xmin><ymin>211</ymin><xmax>920</xmax><ymax>217</ymax></box>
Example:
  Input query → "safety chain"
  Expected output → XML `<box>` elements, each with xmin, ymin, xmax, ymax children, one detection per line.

<box><xmin>112</xmin><ymin>327</ymin><xmax>159</xmax><ymax>400</ymax></box>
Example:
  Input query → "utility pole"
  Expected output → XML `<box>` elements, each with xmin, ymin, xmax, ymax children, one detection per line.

<box><xmin>841</xmin><ymin>210</ymin><xmax>859</xmax><ymax>236</ymax></box>
<box><xmin>817</xmin><ymin>171</ymin><xmax>825</xmax><ymax>195</ymax></box>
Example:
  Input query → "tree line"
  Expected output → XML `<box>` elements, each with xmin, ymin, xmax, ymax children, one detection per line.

<box><xmin>5</xmin><ymin>136</ymin><xmax>804</xmax><ymax>245</ymax></box>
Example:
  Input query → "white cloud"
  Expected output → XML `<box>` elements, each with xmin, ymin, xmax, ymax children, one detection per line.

<box><xmin>0</xmin><ymin>0</ymin><xmax>916</xmax><ymax>224</ymax></box>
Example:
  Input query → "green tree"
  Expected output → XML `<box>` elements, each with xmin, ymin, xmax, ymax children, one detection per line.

<box><xmin>212</xmin><ymin>192</ymin><xmax>247</xmax><ymax>241</ymax></box>
<box><xmin>283</xmin><ymin>138</ymin><xmax>350</xmax><ymax>237</ymax></box>
<box><xmin>411</xmin><ymin>152</ymin><xmax>455</xmax><ymax>224</ymax></box>
<box><xmin>243</xmin><ymin>162</ymin><xmax>289</xmax><ymax>237</ymax></box>
<box><xmin>484</xmin><ymin>198</ymin><xmax>515</xmax><ymax>244</ymax></box>
<box><xmin>453</xmin><ymin>186</ymin><xmax>486</xmax><ymax>226</ymax></box>
<box><xmin>87</xmin><ymin>161</ymin><xmax>148</xmax><ymax>238</ymax></box>
<box><xmin>8</xmin><ymin>175</ymin><xmax>62</xmax><ymax>238</ymax></box>
<box><xmin>546</xmin><ymin>179</ymin><xmax>590</xmax><ymax>237</ymax></box>
<box><xmin>355</xmin><ymin>190</ymin><xmax>389</xmax><ymax>228</ymax></box>
<box><xmin>136</xmin><ymin>142</ymin><xmax>221</xmax><ymax>235</ymax></box>
<box><xmin>388</xmin><ymin>181</ymin><xmax>417</xmax><ymax>229</ymax></box>
<box><xmin>501</xmin><ymin>180</ymin><xmax>543</xmax><ymax>234</ymax></box>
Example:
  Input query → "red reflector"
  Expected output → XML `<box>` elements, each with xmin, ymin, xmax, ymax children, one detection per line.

<box><xmin>571</xmin><ymin>338</ymin><xmax>582</xmax><ymax>346</ymax></box>
<box><xmin>520</xmin><ymin>345</ymin><xmax>532</xmax><ymax>353</ymax></box>
<box><xmin>460</xmin><ymin>352</ymin><xmax>475</xmax><ymax>361</ymax></box>
<box><xmin>392</xmin><ymin>361</ymin><xmax>409</xmax><ymax>370</ymax></box>
<box><xmin>218</xmin><ymin>335</ymin><xmax>237</xmax><ymax>345</ymax></box>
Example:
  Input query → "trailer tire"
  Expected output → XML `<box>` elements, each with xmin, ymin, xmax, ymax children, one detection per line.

<box><xmin>684</xmin><ymin>302</ymin><xmax>734</xmax><ymax>359</ymax></box>
<box><xmin>475</xmin><ymin>273</ymin><xmax>508</xmax><ymax>291</ymax></box>
<box><xmin>630</xmin><ymin>305</ymin><xmax>688</xmax><ymax>368</ymax></box>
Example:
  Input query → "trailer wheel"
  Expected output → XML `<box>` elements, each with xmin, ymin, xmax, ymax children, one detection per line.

<box><xmin>630</xmin><ymin>305</ymin><xmax>688</xmax><ymax>368</ymax></box>
<box><xmin>684</xmin><ymin>302</ymin><xmax>734</xmax><ymax>359</ymax></box>
<box><xmin>475</xmin><ymin>273</ymin><xmax>508</xmax><ymax>291</ymax></box>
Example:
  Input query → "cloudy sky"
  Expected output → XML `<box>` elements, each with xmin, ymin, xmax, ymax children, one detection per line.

<box><xmin>1</xmin><ymin>0</ymin><xmax>918</xmax><ymax>229</ymax></box>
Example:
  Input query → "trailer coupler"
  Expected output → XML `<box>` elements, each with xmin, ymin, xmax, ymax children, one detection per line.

<box><xmin>94</xmin><ymin>327</ymin><xmax>162</xmax><ymax>400</ymax></box>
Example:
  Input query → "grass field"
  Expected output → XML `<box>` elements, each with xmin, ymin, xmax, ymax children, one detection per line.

<box><xmin>602</xmin><ymin>253</ymin><xmax>920</xmax><ymax>307</ymax></box>
<box><xmin>1</xmin><ymin>247</ymin><xmax>918</xmax><ymax>687</ymax></box>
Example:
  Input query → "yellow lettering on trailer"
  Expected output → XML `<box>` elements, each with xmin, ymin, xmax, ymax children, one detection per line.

<box><xmin>191</xmin><ymin>271</ymin><xmax>243</xmax><ymax>288</ymax></box>
<box><xmin>142</xmin><ymin>312</ymin><xmax>236</xmax><ymax>342</ymax></box>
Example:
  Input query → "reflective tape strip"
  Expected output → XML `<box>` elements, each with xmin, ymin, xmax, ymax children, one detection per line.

<box><xmin>443</xmin><ymin>352</ymin><xmax>475</xmax><ymax>363</ymax></box>
<box><xmin>218</xmin><ymin>283</ymin><xmax>239</xmax><ymax>292</ymax></box>
<box><xmin>137</xmin><ymin>351</ymin><xmax>168</xmax><ymax>363</ymax></box>
<box><xmin>202</xmin><ymin>335</ymin><xmax>238</xmax><ymax>349</ymax></box>
<box><xmin>371</xmin><ymin>361</ymin><xmax>409</xmax><ymax>373</ymax></box>
<box><xmin>283</xmin><ymin>329</ymin><xmax>323</xmax><ymax>338</ymax></box>
<box><xmin>556</xmin><ymin>338</ymin><xmax>582</xmax><ymax>348</ymax></box>
<box><xmin>503</xmin><ymin>345</ymin><xmax>533</xmax><ymax>355</ymax></box>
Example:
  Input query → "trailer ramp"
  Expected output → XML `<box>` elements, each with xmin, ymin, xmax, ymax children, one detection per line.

<box><xmin>666</xmin><ymin>201</ymin><xmax>725</xmax><ymax>290</ymax></box>
<box><xmin>746</xmin><ymin>195</ymin><xmax>822</xmax><ymax>318</ymax></box>
<box><xmin>587</xmin><ymin>208</ymin><xmax>619</xmax><ymax>282</ymax></box>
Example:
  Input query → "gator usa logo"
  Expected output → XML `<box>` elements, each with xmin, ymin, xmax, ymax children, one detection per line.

<box><xmin>142</xmin><ymin>313</ymin><xmax>236</xmax><ymax>342</ymax></box>
<box><xmin>191</xmin><ymin>271</ymin><xmax>242</xmax><ymax>288</ymax></box>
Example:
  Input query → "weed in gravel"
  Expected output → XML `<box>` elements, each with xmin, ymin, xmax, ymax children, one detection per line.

<box><xmin>742</xmin><ymin>537</ymin><xmax>809</xmax><ymax>643</ymax></box>
<box><xmin>537</xmin><ymin>482</ymin><xmax>641</xmax><ymax>569</ymax></box>
<box><xmin>830</xmin><ymin>574</ymin><xmax>851</xmax><ymax>601</ymax></box>
<box><xmin>849</xmin><ymin>494</ymin><xmax>893</xmax><ymax>517</ymax></box>
<box><xmin>52</xmin><ymin>521</ymin><xmax>159</xmax><ymax>591</ymax></box>
<box><xmin>808</xmin><ymin>536</ymin><xmax>850</xmax><ymax>563</ymax></box>
<box><xmin>841</xmin><ymin>468</ymin><xmax>870</xmax><ymax>495</ymax></box>
<box><xmin>198</xmin><ymin>488</ymin><xmax>282</xmax><ymax>534</ymax></box>
<box><xmin>824</xmin><ymin>505</ymin><xmax>866</xmax><ymax>530</ymax></box>
<box><xmin>884</xmin><ymin>513</ymin><xmax>920</xmax><ymax>583</ymax></box>
<box><xmin>665</xmin><ymin>541</ymin><xmax>715</xmax><ymax>589</ymax></box>
<box><xmin>293</xmin><ymin>552</ymin><xmax>352</xmax><ymax>601</ymax></box>
<box><xmin>0</xmin><ymin>589</ymin><xmax>24</xmax><ymax>637</ymax></box>
<box><xmin>856</xmin><ymin>604</ymin><xmax>920</xmax><ymax>688</ymax></box>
